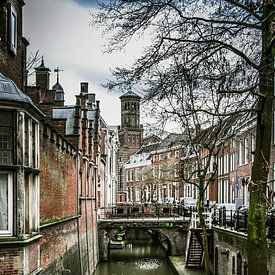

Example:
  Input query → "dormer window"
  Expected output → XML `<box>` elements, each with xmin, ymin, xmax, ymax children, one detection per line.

<box><xmin>9</xmin><ymin>4</ymin><xmax>17</xmax><ymax>54</ymax></box>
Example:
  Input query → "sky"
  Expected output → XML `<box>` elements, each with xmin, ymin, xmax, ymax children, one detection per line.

<box><xmin>23</xmin><ymin>0</ymin><xmax>137</xmax><ymax>126</ymax></box>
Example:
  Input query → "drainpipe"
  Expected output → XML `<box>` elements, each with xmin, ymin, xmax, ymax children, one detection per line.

<box><xmin>76</xmin><ymin>150</ymin><xmax>83</xmax><ymax>274</ymax></box>
<box><xmin>89</xmin><ymin>160</ymin><xmax>96</xmax><ymax>272</ymax></box>
<box><xmin>83</xmin><ymin>156</ymin><xmax>91</xmax><ymax>274</ymax></box>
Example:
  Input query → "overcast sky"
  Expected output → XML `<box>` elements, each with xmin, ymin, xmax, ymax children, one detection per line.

<box><xmin>23</xmin><ymin>0</ymin><xmax>136</xmax><ymax>126</ymax></box>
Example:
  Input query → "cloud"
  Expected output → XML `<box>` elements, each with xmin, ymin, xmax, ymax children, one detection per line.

<box><xmin>70</xmin><ymin>0</ymin><xmax>100</xmax><ymax>7</ymax></box>
<box><xmin>23</xmin><ymin>0</ymin><xmax>124</xmax><ymax>125</ymax></box>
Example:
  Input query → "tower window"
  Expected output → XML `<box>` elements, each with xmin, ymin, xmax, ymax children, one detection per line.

<box><xmin>9</xmin><ymin>5</ymin><xmax>17</xmax><ymax>54</ymax></box>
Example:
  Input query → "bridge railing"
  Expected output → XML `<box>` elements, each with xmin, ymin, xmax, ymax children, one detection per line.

<box><xmin>97</xmin><ymin>204</ymin><xmax>196</xmax><ymax>220</ymax></box>
<box><xmin>190</xmin><ymin>210</ymin><xmax>213</xmax><ymax>229</ymax></box>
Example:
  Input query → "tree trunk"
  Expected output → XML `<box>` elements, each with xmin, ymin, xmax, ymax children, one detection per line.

<box><xmin>197</xmin><ymin>178</ymin><xmax>214</xmax><ymax>275</ymax></box>
<box><xmin>248</xmin><ymin>2</ymin><xmax>274</xmax><ymax>274</ymax></box>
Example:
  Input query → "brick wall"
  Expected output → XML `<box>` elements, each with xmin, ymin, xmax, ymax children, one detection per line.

<box><xmin>40</xmin><ymin>125</ymin><xmax>77</xmax><ymax>223</ymax></box>
<box><xmin>0</xmin><ymin>0</ymin><xmax>27</xmax><ymax>91</ymax></box>
<box><xmin>39</xmin><ymin>219</ymin><xmax>79</xmax><ymax>273</ymax></box>
<box><xmin>214</xmin><ymin>227</ymin><xmax>275</xmax><ymax>275</ymax></box>
<box><xmin>0</xmin><ymin>248</ymin><xmax>23</xmax><ymax>275</ymax></box>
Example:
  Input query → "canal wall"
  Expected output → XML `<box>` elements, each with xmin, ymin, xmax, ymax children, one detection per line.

<box><xmin>214</xmin><ymin>227</ymin><xmax>275</xmax><ymax>274</ymax></box>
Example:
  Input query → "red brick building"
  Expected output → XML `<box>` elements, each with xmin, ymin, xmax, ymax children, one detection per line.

<box><xmin>0</xmin><ymin>1</ymin><xmax>100</xmax><ymax>274</ymax></box>
<box><xmin>123</xmin><ymin>133</ymin><xmax>185</xmax><ymax>204</ymax></box>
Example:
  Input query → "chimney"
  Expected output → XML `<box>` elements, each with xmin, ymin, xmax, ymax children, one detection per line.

<box><xmin>35</xmin><ymin>56</ymin><xmax>51</xmax><ymax>91</ymax></box>
<box><xmin>87</xmin><ymin>93</ymin><xmax>96</xmax><ymax>110</ymax></box>
<box><xmin>81</xmin><ymin>82</ymin><xmax>88</xmax><ymax>94</ymax></box>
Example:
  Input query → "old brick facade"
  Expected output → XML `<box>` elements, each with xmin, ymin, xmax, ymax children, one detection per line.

<box><xmin>123</xmin><ymin>134</ymin><xmax>185</xmax><ymax>204</ymax></box>
<box><xmin>0</xmin><ymin>1</ymin><xmax>102</xmax><ymax>274</ymax></box>
<box><xmin>213</xmin><ymin>227</ymin><xmax>275</xmax><ymax>275</ymax></box>
<box><xmin>0</xmin><ymin>0</ymin><xmax>28</xmax><ymax>91</ymax></box>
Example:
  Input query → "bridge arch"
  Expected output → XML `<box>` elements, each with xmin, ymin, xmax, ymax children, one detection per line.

<box><xmin>98</xmin><ymin>223</ymin><xmax>189</xmax><ymax>261</ymax></box>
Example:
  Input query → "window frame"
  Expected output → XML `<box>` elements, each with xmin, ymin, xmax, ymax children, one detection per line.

<box><xmin>244</xmin><ymin>138</ymin><xmax>249</xmax><ymax>164</ymax></box>
<box><xmin>9</xmin><ymin>4</ymin><xmax>17</xmax><ymax>55</ymax></box>
<box><xmin>239</xmin><ymin>140</ymin><xmax>243</xmax><ymax>166</ymax></box>
<box><xmin>0</xmin><ymin>171</ymin><xmax>13</xmax><ymax>236</ymax></box>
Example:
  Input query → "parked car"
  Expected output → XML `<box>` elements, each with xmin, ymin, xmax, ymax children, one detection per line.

<box><xmin>233</xmin><ymin>205</ymin><xmax>249</xmax><ymax>231</ymax></box>
<box><xmin>212</xmin><ymin>203</ymin><xmax>236</xmax><ymax>226</ymax></box>
<box><xmin>181</xmin><ymin>197</ymin><xmax>197</xmax><ymax>207</ymax></box>
<box><xmin>266</xmin><ymin>206</ymin><xmax>275</xmax><ymax>239</ymax></box>
<box><xmin>180</xmin><ymin>197</ymin><xmax>197</xmax><ymax>216</ymax></box>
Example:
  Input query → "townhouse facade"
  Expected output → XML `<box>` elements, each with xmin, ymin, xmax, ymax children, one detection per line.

<box><xmin>122</xmin><ymin>112</ymin><xmax>275</xmax><ymax>208</ymax></box>
<box><xmin>123</xmin><ymin>134</ymin><xmax>185</xmax><ymax>204</ymax></box>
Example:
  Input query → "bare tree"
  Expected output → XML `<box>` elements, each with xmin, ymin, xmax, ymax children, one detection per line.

<box><xmin>26</xmin><ymin>50</ymin><xmax>41</xmax><ymax>85</ymax></box>
<box><xmin>93</xmin><ymin>1</ymin><xmax>275</xmax><ymax>274</ymax></box>
<box><xmin>138</xmin><ymin>158</ymin><xmax>180</xmax><ymax>203</ymax></box>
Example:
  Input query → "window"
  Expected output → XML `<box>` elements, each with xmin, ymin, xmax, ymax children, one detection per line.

<box><xmin>251</xmin><ymin>135</ymin><xmax>256</xmax><ymax>162</ymax></box>
<box><xmin>127</xmin><ymin>170</ymin><xmax>130</xmax><ymax>182</ymax></box>
<box><xmin>244</xmin><ymin>138</ymin><xmax>249</xmax><ymax>164</ymax></box>
<box><xmin>0</xmin><ymin>172</ymin><xmax>13</xmax><ymax>236</ymax></box>
<box><xmin>224</xmin><ymin>154</ymin><xmax>229</xmax><ymax>174</ymax></box>
<box><xmin>9</xmin><ymin>5</ymin><xmax>17</xmax><ymax>54</ymax></box>
<box><xmin>24</xmin><ymin>115</ymin><xmax>39</xmax><ymax>169</ymax></box>
<box><xmin>239</xmin><ymin>140</ymin><xmax>243</xmax><ymax>166</ymax></box>
<box><xmin>0</xmin><ymin>111</ymin><xmax>14</xmax><ymax>165</ymax></box>
<box><xmin>25</xmin><ymin>173</ymin><xmax>39</xmax><ymax>233</ymax></box>
<box><xmin>218</xmin><ymin>156</ymin><xmax>222</xmax><ymax>175</ymax></box>
<box><xmin>136</xmin><ymin>169</ymin><xmax>139</xmax><ymax>181</ymax></box>
<box><xmin>131</xmin><ymin>170</ymin><xmax>134</xmax><ymax>181</ymax></box>
<box><xmin>230</xmin><ymin>153</ymin><xmax>235</xmax><ymax>172</ymax></box>
<box><xmin>175</xmin><ymin>151</ymin><xmax>180</xmax><ymax>158</ymax></box>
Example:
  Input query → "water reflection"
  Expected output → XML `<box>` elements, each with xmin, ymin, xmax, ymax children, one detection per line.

<box><xmin>93</xmin><ymin>239</ymin><xmax>176</xmax><ymax>275</ymax></box>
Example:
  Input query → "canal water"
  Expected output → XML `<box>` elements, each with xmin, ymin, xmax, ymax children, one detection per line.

<box><xmin>93</xmin><ymin>231</ymin><xmax>176</xmax><ymax>275</ymax></box>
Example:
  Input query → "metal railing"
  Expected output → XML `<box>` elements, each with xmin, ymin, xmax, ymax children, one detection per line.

<box><xmin>98</xmin><ymin>204</ymin><xmax>194</xmax><ymax>220</ymax></box>
<box><xmin>212</xmin><ymin>208</ymin><xmax>275</xmax><ymax>240</ymax></box>
<box><xmin>98</xmin><ymin>205</ymin><xmax>275</xmax><ymax>239</ymax></box>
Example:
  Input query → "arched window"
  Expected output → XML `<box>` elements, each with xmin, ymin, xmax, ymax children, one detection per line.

<box><xmin>232</xmin><ymin>256</ymin><xmax>235</xmax><ymax>274</ymax></box>
<box><xmin>244</xmin><ymin>262</ymin><xmax>248</xmax><ymax>275</ymax></box>
<box><xmin>215</xmin><ymin>247</ymin><xmax>218</xmax><ymax>275</ymax></box>
<box><xmin>237</xmin><ymin>253</ymin><xmax>242</xmax><ymax>275</ymax></box>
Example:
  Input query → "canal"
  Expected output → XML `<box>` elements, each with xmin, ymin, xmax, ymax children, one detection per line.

<box><xmin>93</xmin><ymin>230</ymin><xmax>177</xmax><ymax>275</ymax></box>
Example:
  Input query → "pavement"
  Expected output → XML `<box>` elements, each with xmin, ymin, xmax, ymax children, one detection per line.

<box><xmin>169</xmin><ymin>256</ymin><xmax>206</xmax><ymax>275</ymax></box>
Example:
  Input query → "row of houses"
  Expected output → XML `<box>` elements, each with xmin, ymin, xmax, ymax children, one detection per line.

<box><xmin>122</xmin><ymin>112</ymin><xmax>275</xmax><ymax>209</ymax></box>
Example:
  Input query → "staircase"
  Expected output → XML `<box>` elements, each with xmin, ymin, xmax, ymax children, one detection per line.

<box><xmin>186</xmin><ymin>229</ymin><xmax>203</xmax><ymax>268</ymax></box>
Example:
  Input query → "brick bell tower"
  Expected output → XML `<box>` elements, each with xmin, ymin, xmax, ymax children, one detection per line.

<box><xmin>119</xmin><ymin>90</ymin><xmax>143</xmax><ymax>162</ymax></box>
<box><xmin>118</xmin><ymin>90</ymin><xmax>143</xmax><ymax>202</ymax></box>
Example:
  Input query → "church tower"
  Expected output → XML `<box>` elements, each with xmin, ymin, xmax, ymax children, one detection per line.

<box><xmin>119</xmin><ymin>90</ymin><xmax>143</xmax><ymax>163</ymax></box>
<box><xmin>118</xmin><ymin>91</ymin><xmax>143</xmax><ymax>202</ymax></box>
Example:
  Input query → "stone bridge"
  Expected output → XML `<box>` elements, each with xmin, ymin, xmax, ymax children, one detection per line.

<box><xmin>97</xmin><ymin>217</ymin><xmax>190</xmax><ymax>261</ymax></box>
